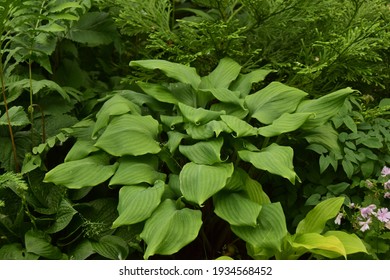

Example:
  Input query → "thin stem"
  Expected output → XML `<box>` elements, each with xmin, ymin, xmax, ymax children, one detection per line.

<box><xmin>0</xmin><ymin>60</ymin><xmax>19</xmax><ymax>172</ymax></box>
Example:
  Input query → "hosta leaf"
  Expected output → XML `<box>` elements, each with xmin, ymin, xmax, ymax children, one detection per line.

<box><xmin>166</xmin><ymin>131</ymin><xmax>189</xmax><ymax>153</ymax></box>
<box><xmin>137</xmin><ymin>82</ymin><xmax>179</xmax><ymax>105</ymax></box>
<box><xmin>46</xmin><ymin>199</ymin><xmax>77</xmax><ymax>234</ymax></box>
<box><xmin>213</xmin><ymin>192</ymin><xmax>262</xmax><ymax>226</ymax></box>
<box><xmin>179</xmin><ymin>138</ymin><xmax>224</xmax><ymax>165</ymax></box>
<box><xmin>140</xmin><ymin>199</ymin><xmax>202</xmax><ymax>259</ymax></box>
<box><xmin>64</xmin><ymin>140</ymin><xmax>98</xmax><ymax>162</ymax></box>
<box><xmin>231</xmin><ymin>202</ymin><xmax>287</xmax><ymax>252</ymax></box>
<box><xmin>160</xmin><ymin>115</ymin><xmax>184</xmax><ymax>129</ymax></box>
<box><xmin>221</xmin><ymin>115</ymin><xmax>258</xmax><ymax>137</ymax></box>
<box><xmin>25</xmin><ymin>230</ymin><xmax>63</xmax><ymax>259</ymax></box>
<box><xmin>112</xmin><ymin>181</ymin><xmax>165</xmax><ymax>228</ymax></box>
<box><xmin>95</xmin><ymin>114</ymin><xmax>161</xmax><ymax>156</ymax></box>
<box><xmin>109</xmin><ymin>156</ymin><xmax>166</xmax><ymax>186</ymax></box>
<box><xmin>185</xmin><ymin>120</ymin><xmax>232</xmax><ymax>139</ymax></box>
<box><xmin>130</xmin><ymin>60</ymin><xmax>201</xmax><ymax>89</ymax></box>
<box><xmin>296</xmin><ymin>197</ymin><xmax>345</xmax><ymax>234</ymax></box>
<box><xmin>245</xmin><ymin>82</ymin><xmax>308</xmax><ymax>124</ymax></box>
<box><xmin>178</xmin><ymin>102</ymin><xmax>225</xmax><ymax>125</ymax></box>
<box><xmin>238</xmin><ymin>144</ymin><xmax>298</xmax><ymax>184</ymax></box>
<box><xmin>180</xmin><ymin>162</ymin><xmax>234</xmax><ymax>205</ymax></box>
<box><xmin>201</xmin><ymin>57</ymin><xmax>241</xmax><ymax>89</ymax></box>
<box><xmin>44</xmin><ymin>153</ymin><xmax>117</xmax><ymax>189</ymax></box>
<box><xmin>91</xmin><ymin>235</ymin><xmax>129</xmax><ymax>260</ymax></box>
<box><xmin>303</xmin><ymin>123</ymin><xmax>341</xmax><ymax>154</ymax></box>
<box><xmin>200</xmin><ymin>88</ymin><xmax>245</xmax><ymax>108</ymax></box>
<box><xmin>257</xmin><ymin>113</ymin><xmax>313</xmax><ymax>137</ymax></box>
<box><xmin>296</xmin><ymin>87</ymin><xmax>353</xmax><ymax>129</ymax></box>
<box><xmin>292</xmin><ymin>233</ymin><xmax>346</xmax><ymax>258</ymax></box>
<box><xmin>0</xmin><ymin>106</ymin><xmax>29</xmax><ymax>126</ymax></box>
<box><xmin>230</xmin><ymin>69</ymin><xmax>274</xmax><ymax>97</ymax></box>
<box><xmin>211</xmin><ymin>103</ymin><xmax>249</xmax><ymax>119</ymax></box>
<box><xmin>323</xmin><ymin>231</ymin><xmax>367</xmax><ymax>256</ymax></box>
<box><xmin>93</xmin><ymin>95</ymin><xmax>141</xmax><ymax>137</ymax></box>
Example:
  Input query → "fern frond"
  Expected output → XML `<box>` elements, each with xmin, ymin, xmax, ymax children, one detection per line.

<box><xmin>0</xmin><ymin>171</ymin><xmax>28</xmax><ymax>191</ymax></box>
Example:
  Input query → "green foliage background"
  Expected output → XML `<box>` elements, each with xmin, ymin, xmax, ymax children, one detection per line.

<box><xmin>0</xmin><ymin>0</ymin><xmax>389</xmax><ymax>260</ymax></box>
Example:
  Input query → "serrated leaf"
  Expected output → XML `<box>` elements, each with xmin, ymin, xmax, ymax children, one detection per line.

<box><xmin>0</xmin><ymin>106</ymin><xmax>29</xmax><ymax>126</ymax></box>
<box><xmin>238</xmin><ymin>144</ymin><xmax>298</xmax><ymax>184</ymax></box>
<box><xmin>0</xmin><ymin>243</ymin><xmax>38</xmax><ymax>260</ymax></box>
<box><xmin>140</xmin><ymin>199</ymin><xmax>202</xmax><ymax>259</ymax></box>
<box><xmin>257</xmin><ymin>113</ymin><xmax>313</xmax><ymax>137</ymax></box>
<box><xmin>112</xmin><ymin>182</ymin><xmax>165</xmax><ymax>228</ymax></box>
<box><xmin>91</xmin><ymin>235</ymin><xmax>129</xmax><ymax>260</ymax></box>
<box><xmin>296</xmin><ymin>87</ymin><xmax>353</xmax><ymax>129</ymax></box>
<box><xmin>130</xmin><ymin>60</ymin><xmax>201</xmax><ymax>89</ymax></box>
<box><xmin>44</xmin><ymin>153</ymin><xmax>117</xmax><ymax>189</ymax></box>
<box><xmin>231</xmin><ymin>202</ymin><xmax>287</xmax><ymax>252</ymax></box>
<box><xmin>180</xmin><ymin>162</ymin><xmax>234</xmax><ymax>205</ymax></box>
<box><xmin>93</xmin><ymin>95</ymin><xmax>141</xmax><ymax>137</ymax></box>
<box><xmin>46</xmin><ymin>199</ymin><xmax>77</xmax><ymax>234</ymax></box>
<box><xmin>214</xmin><ymin>192</ymin><xmax>262</xmax><ymax>226</ymax></box>
<box><xmin>296</xmin><ymin>197</ymin><xmax>345</xmax><ymax>234</ymax></box>
<box><xmin>109</xmin><ymin>156</ymin><xmax>166</xmax><ymax>186</ymax></box>
<box><xmin>179</xmin><ymin>138</ymin><xmax>224</xmax><ymax>165</ymax></box>
<box><xmin>245</xmin><ymin>82</ymin><xmax>308</xmax><ymax>124</ymax></box>
<box><xmin>95</xmin><ymin>114</ymin><xmax>161</xmax><ymax>156</ymax></box>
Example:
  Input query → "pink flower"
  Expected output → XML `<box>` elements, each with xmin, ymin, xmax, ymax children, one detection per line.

<box><xmin>384</xmin><ymin>192</ymin><xmax>390</xmax><ymax>199</ymax></box>
<box><xmin>359</xmin><ymin>218</ymin><xmax>372</xmax><ymax>232</ymax></box>
<box><xmin>334</xmin><ymin>213</ymin><xmax>343</xmax><ymax>225</ymax></box>
<box><xmin>385</xmin><ymin>221</ymin><xmax>390</xmax><ymax>230</ymax></box>
<box><xmin>360</xmin><ymin>204</ymin><xmax>377</xmax><ymax>218</ymax></box>
<box><xmin>384</xmin><ymin>180</ymin><xmax>390</xmax><ymax>190</ymax></box>
<box><xmin>381</xmin><ymin>166</ymin><xmax>390</xmax><ymax>176</ymax></box>
<box><xmin>377</xmin><ymin>208</ymin><xmax>390</xmax><ymax>223</ymax></box>
<box><xmin>348</xmin><ymin>202</ymin><xmax>355</xmax><ymax>209</ymax></box>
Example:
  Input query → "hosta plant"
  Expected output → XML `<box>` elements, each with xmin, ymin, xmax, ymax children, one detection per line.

<box><xmin>43</xmin><ymin>57</ymin><xmax>367</xmax><ymax>259</ymax></box>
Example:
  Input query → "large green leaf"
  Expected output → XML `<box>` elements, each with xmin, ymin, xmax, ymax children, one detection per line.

<box><xmin>221</xmin><ymin>115</ymin><xmax>258</xmax><ymax>137</ymax></box>
<box><xmin>91</xmin><ymin>235</ymin><xmax>129</xmax><ymax>260</ymax></box>
<box><xmin>200</xmin><ymin>57</ymin><xmax>241</xmax><ymax>89</ymax></box>
<box><xmin>44</xmin><ymin>153</ymin><xmax>117</xmax><ymax>189</ymax></box>
<box><xmin>230</xmin><ymin>69</ymin><xmax>274</xmax><ymax>97</ymax></box>
<box><xmin>178</xmin><ymin>102</ymin><xmax>225</xmax><ymax>125</ymax></box>
<box><xmin>213</xmin><ymin>192</ymin><xmax>262</xmax><ymax>226</ymax></box>
<box><xmin>130</xmin><ymin>60</ymin><xmax>201</xmax><ymax>89</ymax></box>
<box><xmin>136</xmin><ymin>82</ymin><xmax>179</xmax><ymax>105</ymax></box>
<box><xmin>296</xmin><ymin>197</ymin><xmax>345</xmax><ymax>234</ymax></box>
<box><xmin>257</xmin><ymin>112</ymin><xmax>313</xmax><ymax>137</ymax></box>
<box><xmin>25</xmin><ymin>230</ymin><xmax>63</xmax><ymax>259</ymax></box>
<box><xmin>303</xmin><ymin>123</ymin><xmax>342</xmax><ymax>154</ymax></box>
<box><xmin>238</xmin><ymin>144</ymin><xmax>298</xmax><ymax>184</ymax></box>
<box><xmin>180</xmin><ymin>162</ymin><xmax>234</xmax><ymax>205</ymax></box>
<box><xmin>66</xmin><ymin>12</ymin><xmax>117</xmax><ymax>46</ymax></box>
<box><xmin>200</xmin><ymin>88</ymin><xmax>245</xmax><ymax>108</ymax></box>
<box><xmin>231</xmin><ymin>202</ymin><xmax>287</xmax><ymax>252</ymax></box>
<box><xmin>296</xmin><ymin>87</ymin><xmax>353</xmax><ymax>129</ymax></box>
<box><xmin>109</xmin><ymin>156</ymin><xmax>166</xmax><ymax>186</ymax></box>
<box><xmin>185</xmin><ymin>120</ymin><xmax>232</xmax><ymax>139</ymax></box>
<box><xmin>64</xmin><ymin>140</ymin><xmax>99</xmax><ymax>162</ymax></box>
<box><xmin>112</xmin><ymin>181</ymin><xmax>165</xmax><ymax>228</ymax></box>
<box><xmin>323</xmin><ymin>231</ymin><xmax>367</xmax><ymax>256</ymax></box>
<box><xmin>93</xmin><ymin>95</ymin><xmax>141</xmax><ymax>137</ymax></box>
<box><xmin>291</xmin><ymin>233</ymin><xmax>346</xmax><ymax>258</ymax></box>
<box><xmin>179</xmin><ymin>138</ymin><xmax>224</xmax><ymax>165</ymax></box>
<box><xmin>0</xmin><ymin>106</ymin><xmax>29</xmax><ymax>126</ymax></box>
<box><xmin>46</xmin><ymin>199</ymin><xmax>77</xmax><ymax>234</ymax></box>
<box><xmin>245</xmin><ymin>82</ymin><xmax>308</xmax><ymax>124</ymax></box>
<box><xmin>95</xmin><ymin>114</ymin><xmax>161</xmax><ymax>156</ymax></box>
<box><xmin>140</xmin><ymin>199</ymin><xmax>202</xmax><ymax>259</ymax></box>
